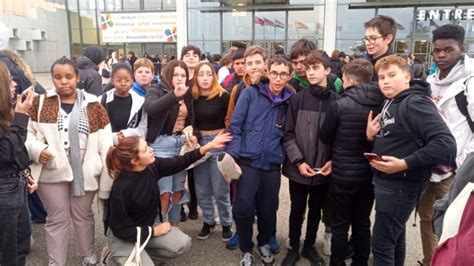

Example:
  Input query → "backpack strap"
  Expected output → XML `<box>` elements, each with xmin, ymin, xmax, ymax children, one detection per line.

<box><xmin>455</xmin><ymin>76</ymin><xmax>474</xmax><ymax>133</ymax></box>
<box><xmin>234</xmin><ymin>82</ymin><xmax>246</xmax><ymax>106</ymax></box>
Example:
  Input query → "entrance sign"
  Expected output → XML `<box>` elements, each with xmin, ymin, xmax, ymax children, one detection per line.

<box><xmin>100</xmin><ymin>12</ymin><xmax>177</xmax><ymax>43</ymax></box>
<box><xmin>417</xmin><ymin>9</ymin><xmax>474</xmax><ymax>21</ymax></box>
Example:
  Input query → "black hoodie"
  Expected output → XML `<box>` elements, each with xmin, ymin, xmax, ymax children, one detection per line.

<box><xmin>77</xmin><ymin>56</ymin><xmax>103</xmax><ymax>96</ymax></box>
<box><xmin>372</xmin><ymin>80</ymin><xmax>456</xmax><ymax>193</ymax></box>
<box><xmin>320</xmin><ymin>82</ymin><xmax>385</xmax><ymax>183</ymax></box>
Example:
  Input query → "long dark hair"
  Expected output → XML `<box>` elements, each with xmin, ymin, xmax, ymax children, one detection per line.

<box><xmin>106</xmin><ymin>136</ymin><xmax>141</xmax><ymax>179</ymax></box>
<box><xmin>160</xmin><ymin>60</ymin><xmax>189</xmax><ymax>91</ymax></box>
<box><xmin>0</xmin><ymin>62</ymin><xmax>12</xmax><ymax>135</ymax></box>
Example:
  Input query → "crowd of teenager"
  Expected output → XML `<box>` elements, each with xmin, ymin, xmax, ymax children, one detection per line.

<box><xmin>1</xmin><ymin>14</ymin><xmax>473</xmax><ymax>266</ymax></box>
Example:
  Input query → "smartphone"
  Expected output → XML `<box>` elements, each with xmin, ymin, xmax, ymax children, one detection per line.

<box><xmin>363</xmin><ymin>153</ymin><xmax>384</xmax><ymax>162</ymax></box>
<box><xmin>20</xmin><ymin>86</ymin><xmax>33</xmax><ymax>101</ymax></box>
<box><xmin>312</xmin><ymin>168</ymin><xmax>323</xmax><ymax>175</ymax></box>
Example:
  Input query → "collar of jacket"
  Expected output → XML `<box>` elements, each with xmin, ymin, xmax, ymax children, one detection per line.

<box><xmin>292</xmin><ymin>70</ymin><xmax>310</xmax><ymax>89</ymax></box>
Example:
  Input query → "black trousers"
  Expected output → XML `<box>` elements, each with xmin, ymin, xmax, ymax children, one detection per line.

<box><xmin>329</xmin><ymin>181</ymin><xmax>374</xmax><ymax>266</ymax></box>
<box><xmin>288</xmin><ymin>180</ymin><xmax>329</xmax><ymax>249</ymax></box>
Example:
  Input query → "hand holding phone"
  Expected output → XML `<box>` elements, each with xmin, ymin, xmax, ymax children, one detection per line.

<box><xmin>364</xmin><ymin>152</ymin><xmax>384</xmax><ymax>162</ymax></box>
<box><xmin>312</xmin><ymin>168</ymin><xmax>323</xmax><ymax>175</ymax></box>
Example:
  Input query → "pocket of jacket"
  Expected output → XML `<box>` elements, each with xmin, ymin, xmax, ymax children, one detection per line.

<box><xmin>242</xmin><ymin>123</ymin><xmax>263</xmax><ymax>152</ymax></box>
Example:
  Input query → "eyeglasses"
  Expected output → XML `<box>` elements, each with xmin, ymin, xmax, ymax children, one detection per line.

<box><xmin>362</xmin><ymin>35</ymin><xmax>384</xmax><ymax>44</ymax></box>
<box><xmin>431</xmin><ymin>47</ymin><xmax>456</xmax><ymax>55</ymax></box>
<box><xmin>269</xmin><ymin>71</ymin><xmax>289</xmax><ymax>79</ymax></box>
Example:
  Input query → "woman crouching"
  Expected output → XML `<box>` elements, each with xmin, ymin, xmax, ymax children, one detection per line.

<box><xmin>104</xmin><ymin>133</ymin><xmax>231</xmax><ymax>265</ymax></box>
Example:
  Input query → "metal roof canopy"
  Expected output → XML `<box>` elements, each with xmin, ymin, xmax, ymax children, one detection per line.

<box><xmin>349</xmin><ymin>0</ymin><xmax>474</xmax><ymax>9</ymax></box>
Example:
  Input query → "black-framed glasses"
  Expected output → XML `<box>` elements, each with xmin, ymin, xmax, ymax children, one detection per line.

<box><xmin>362</xmin><ymin>35</ymin><xmax>384</xmax><ymax>44</ymax></box>
<box><xmin>431</xmin><ymin>47</ymin><xmax>456</xmax><ymax>56</ymax></box>
<box><xmin>269</xmin><ymin>71</ymin><xmax>289</xmax><ymax>79</ymax></box>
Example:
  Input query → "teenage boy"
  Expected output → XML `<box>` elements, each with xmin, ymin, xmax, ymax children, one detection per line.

<box><xmin>420</xmin><ymin>24</ymin><xmax>474</xmax><ymax>266</ymax></box>
<box><xmin>224</xmin><ymin>46</ymin><xmax>281</xmax><ymax>254</ymax></box>
<box><xmin>320</xmin><ymin>59</ymin><xmax>384</xmax><ymax>266</ymax></box>
<box><xmin>363</xmin><ymin>15</ymin><xmax>397</xmax><ymax>80</ymax></box>
<box><xmin>281</xmin><ymin>50</ymin><xmax>340</xmax><ymax>266</ymax></box>
<box><xmin>77</xmin><ymin>45</ymin><xmax>106</xmax><ymax>96</ymax></box>
<box><xmin>289</xmin><ymin>39</ymin><xmax>343</xmax><ymax>95</ymax></box>
<box><xmin>226</xmin><ymin>56</ymin><xmax>294</xmax><ymax>266</ymax></box>
<box><xmin>222</xmin><ymin>48</ymin><xmax>246</xmax><ymax>92</ymax></box>
<box><xmin>180</xmin><ymin>45</ymin><xmax>201</xmax><ymax>221</ymax></box>
<box><xmin>366</xmin><ymin>55</ymin><xmax>456</xmax><ymax>266</ymax></box>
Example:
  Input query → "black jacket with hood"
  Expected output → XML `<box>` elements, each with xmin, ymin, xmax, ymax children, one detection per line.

<box><xmin>143</xmin><ymin>81</ymin><xmax>195</xmax><ymax>143</ymax></box>
<box><xmin>320</xmin><ymin>82</ymin><xmax>384</xmax><ymax>183</ymax></box>
<box><xmin>77</xmin><ymin>56</ymin><xmax>103</xmax><ymax>96</ymax></box>
<box><xmin>372</xmin><ymin>80</ymin><xmax>456</xmax><ymax>193</ymax></box>
<box><xmin>283</xmin><ymin>85</ymin><xmax>341</xmax><ymax>185</ymax></box>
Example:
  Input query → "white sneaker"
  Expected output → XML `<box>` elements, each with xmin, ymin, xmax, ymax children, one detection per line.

<box><xmin>323</xmin><ymin>232</ymin><xmax>332</xmax><ymax>256</ymax></box>
<box><xmin>82</xmin><ymin>254</ymin><xmax>99</xmax><ymax>266</ymax></box>
<box><xmin>256</xmin><ymin>244</ymin><xmax>275</xmax><ymax>265</ymax></box>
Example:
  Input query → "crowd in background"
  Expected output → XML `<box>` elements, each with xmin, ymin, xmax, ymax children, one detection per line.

<box><xmin>1</xmin><ymin>13</ymin><xmax>473</xmax><ymax>266</ymax></box>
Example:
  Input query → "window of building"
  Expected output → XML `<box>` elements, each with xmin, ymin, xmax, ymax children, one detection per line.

<box><xmin>288</xmin><ymin>9</ymin><xmax>324</xmax><ymax>41</ymax></box>
<box><xmin>223</xmin><ymin>10</ymin><xmax>252</xmax><ymax>40</ymax></box>
<box><xmin>122</xmin><ymin>0</ymin><xmax>140</xmax><ymax>11</ymax></box>
<box><xmin>144</xmin><ymin>0</ymin><xmax>161</xmax><ymax>9</ymax></box>
<box><xmin>162</xmin><ymin>0</ymin><xmax>176</xmax><ymax>10</ymax></box>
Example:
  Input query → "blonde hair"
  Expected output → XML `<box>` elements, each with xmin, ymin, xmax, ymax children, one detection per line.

<box><xmin>134</xmin><ymin>57</ymin><xmax>154</xmax><ymax>73</ymax></box>
<box><xmin>375</xmin><ymin>54</ymin><xmax>410</xmax><ymax>73</ymax></box>
<box><xmin>244</xmin><ymin>45</ymin><xmax>267</xmax><ymax>61</ymax></box>
<box><xmin>192</xmin><ymin>62</ymin><xmax>226</xmax><ymax>100</ymax></box>
<box><xmin>3</xmin><ymin>49</ymin><xmax>37</xmax><ymax>86</ymax></box>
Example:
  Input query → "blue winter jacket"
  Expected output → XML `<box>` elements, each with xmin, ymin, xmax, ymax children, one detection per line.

<box><xmin>226</xmin><ymin>81</ymin><xmax>294</xmax><ymax>170</ymax></box>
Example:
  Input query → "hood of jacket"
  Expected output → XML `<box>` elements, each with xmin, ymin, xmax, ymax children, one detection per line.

<box><xmin>393</xmin><ymin>80</ymin><xmax>432</xmax><ymax>103</ymax></box>
<box><xmin>345</xmin><ymin>82</ymin><xmax>385</xmax><ymax>107</ymax></box>
<box><xmin>429</xmin><ymin>55</ymin><xmax>474</xmax><ymax>94</ymax></box>
<box><xmin>76</xmin><ymin>56</ymin><xmax>97</xmax><ymax>70</ymax></box>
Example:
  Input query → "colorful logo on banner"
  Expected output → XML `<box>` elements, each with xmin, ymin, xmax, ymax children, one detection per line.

<box><xmin>100</xmin><ymin>14</ymin><xmax>114</xmax><ymax>30</ymax></box>
<box><xmin>164</xmin><ymin>26</ymin><xmax>177</xmax><ymax>42</ymax></box>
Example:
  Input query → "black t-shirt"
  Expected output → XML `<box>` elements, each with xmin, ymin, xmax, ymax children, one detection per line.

<box><xmin>61</xmin><ymin>103</ymin><xmax>74</xmax><ymax>114</ymax></box>
<box><xmin>106</xmin><ymin>94</ymin><xmax>132</xmax><ymax>132</ymax></box>
<box><xmin>194</xmin><ymin>93</ymin><xmax>230</xmax><ymax>131</ymax></box>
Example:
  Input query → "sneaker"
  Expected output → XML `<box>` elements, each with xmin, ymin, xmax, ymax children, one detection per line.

<box><xmin>197</xmin><ymin>223</ymin><xmax>215</xmax><ymax>240</ymax></box>
<box><xmin>226</xmin><ymin>232</ymin><xmax>240</xmax><ymax>250</ymax></box>
<box><xmin>301</xmin><ymin>246</ymin><xmax>325</xmax><ymax>266</ymax></box>
<box><xmin>222</xmin><ymin>226</ymin><xmax>233</xmax><ymax>241</ymax></box>
<box><xmin>256</xmin><ymin>244</ymin><xmax>275</xmax><ymax>265</ymax></box>
<box><xmin>82</xmin><ymin>254</ymin><xmax>99</xmax><ymax>266</ymax></box>
<box><xmin>240</xmin><ymin>252</ymin><xmax>254</xmax><ymax>266</ymax></box>
<box><xmin>281</xmin><ymin>248</ymin><xmax>300</xmax><ymax>266</ymax></box>
<box><xmin>100</xmin><ymin>246</ymin><xmax>111</xmax><ymax>265</ymax></box>
<box><xmin>323</xmin><ymin>232</ymin><xmax>332</xmax><ymax>256</ymax></box>
<box><xmin>268</xmin><ymin>235</ymin><xmax>280</xmax><ymax>254</ymax></box>
<box><xmin>180</xmin><ymin>206</ymin><xmax>187</xmax><ymax>222</ymax></box>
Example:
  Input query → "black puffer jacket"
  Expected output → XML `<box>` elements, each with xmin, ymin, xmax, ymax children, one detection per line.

<box><xmin>320</xmin><ymin>82</ymin><xmax>384</xmax><ymax>183</ymax></box>
<box><xmin>143</xmin><ymin>81</ymin><xmax>195</xmax><ymax>143</ymax></box>
<box><xmin>77</xmin><ymin>56</ymin><xmax>103</xmax><ymax>96</ymax></box>
<box><xmin>283</xmin><ymin>85</ymin><xmax>340</xmax><ymax>185</ymax></box>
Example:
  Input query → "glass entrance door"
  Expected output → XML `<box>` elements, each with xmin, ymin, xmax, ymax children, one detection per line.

<box><xmin>254</xmin><ymin>41</ymin><xmax>285</xmax><ymax>57</ymax></box>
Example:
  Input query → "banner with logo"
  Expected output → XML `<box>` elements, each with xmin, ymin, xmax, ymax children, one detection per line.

<box><xmin>100</xmin><ymin>12</ymin><xmax>177</xmax><ymax>43</ymax></box>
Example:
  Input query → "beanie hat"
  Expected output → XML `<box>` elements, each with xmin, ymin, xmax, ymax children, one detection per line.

<box><xmin>83</xmin><ymin>46</ymin><xmax>106</xmax><ymax>65</ymax></box>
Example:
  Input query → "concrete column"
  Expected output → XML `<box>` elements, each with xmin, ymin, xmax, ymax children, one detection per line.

<box><xmin>323</xmin><ymin>0</ymin><xmax>338</xmax><ymax>54</ymax></box>
<box><xmin>176</xmin><ymin>0</ymin><xmax>188</xmax><ymax>59</ymax></box>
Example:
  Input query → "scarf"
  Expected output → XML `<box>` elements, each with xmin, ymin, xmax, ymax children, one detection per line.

<box><xmin>132</xmin><ymin>76</ymin><xmax>160</xmax><ymax>97</ymax></box>
<box><xmin>69</xmin><ymin>89</ymin><xmax>86</xmax><ymax>197</ymax></box>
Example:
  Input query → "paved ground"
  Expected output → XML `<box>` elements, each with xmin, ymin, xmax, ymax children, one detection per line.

<box><xmin>27</xmin><ymin>73</ymin><xmax>423</xmax><ymax>265</ymax></box>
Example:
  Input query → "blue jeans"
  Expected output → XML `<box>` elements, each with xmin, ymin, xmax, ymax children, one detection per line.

<box><xmin>151</xmin><ymin>135</ymin><xmax>189</xmax><ymax>223</ymax></box>
<box><xmin>232</xmin><ymin>164</ymin><xmax>281</xmax><ymax>253</ymax></box>
<box><xmin>371</xmin><ymin>184</ymin><xmax>418</xmax><ymax>266</ymax></box>
<box><xmin>193</xmin><ymin>135</ymin><xmax>232</xmax><ymax>226</ymax></box>
<box><xmin>0</xmin><ymin>176</ymin><xmax>30</xmax><ymax>266</ymax></box>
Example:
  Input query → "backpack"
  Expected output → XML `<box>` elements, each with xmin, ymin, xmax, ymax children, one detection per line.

<box><xmin>454</xmin><ymin>76</ymin><xmax>474</xmax><ymax>133</ymax></box>
<box><xmin>398</xmin><ymin>94</ymin><xmax>457</xmax><ymax>175</ymax></box>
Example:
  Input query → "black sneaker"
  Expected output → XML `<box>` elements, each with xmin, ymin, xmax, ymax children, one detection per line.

<box><xmin>222</xmin><ymin>226</ymin><xmax>233</xmax><ymax>241</ymax></box>
<box><xmin>180</xmin><ymin>206</ymin><xmax>187</xmax><ymax>222</ymax></box>
<box><xmin>281</xmin><ymin>248</ymin><xmax>300</xmax><ymax>266</ymax></box>
<box><xmin>301</xmin><ymin>246</ymin><xmax>325</xmax><ymax>266</ymax></box>
<box><xmin>197</xmin><ymin>223</ymin><xmax>215</xmax><ymax>240</ymax></box>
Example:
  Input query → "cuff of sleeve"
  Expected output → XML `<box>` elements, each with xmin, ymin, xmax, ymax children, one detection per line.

<box><xmin>98</xmin><ymin>190</ymin><xmax>111</xmax><ymax>200</ymax></box>
<box><xmin>13</xmin><ymin>112</ymin><xmax>30</xmax><ymax>128</ymax></box>
<box><xmin>294</xmin><ymin>158</ymin><xmax>305</xmax><ymax>167</ymax></box>
<box><xmin>404</xmin><ymin>154</ymin><xmax>419</xmax><ymax>170</ymax></box>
